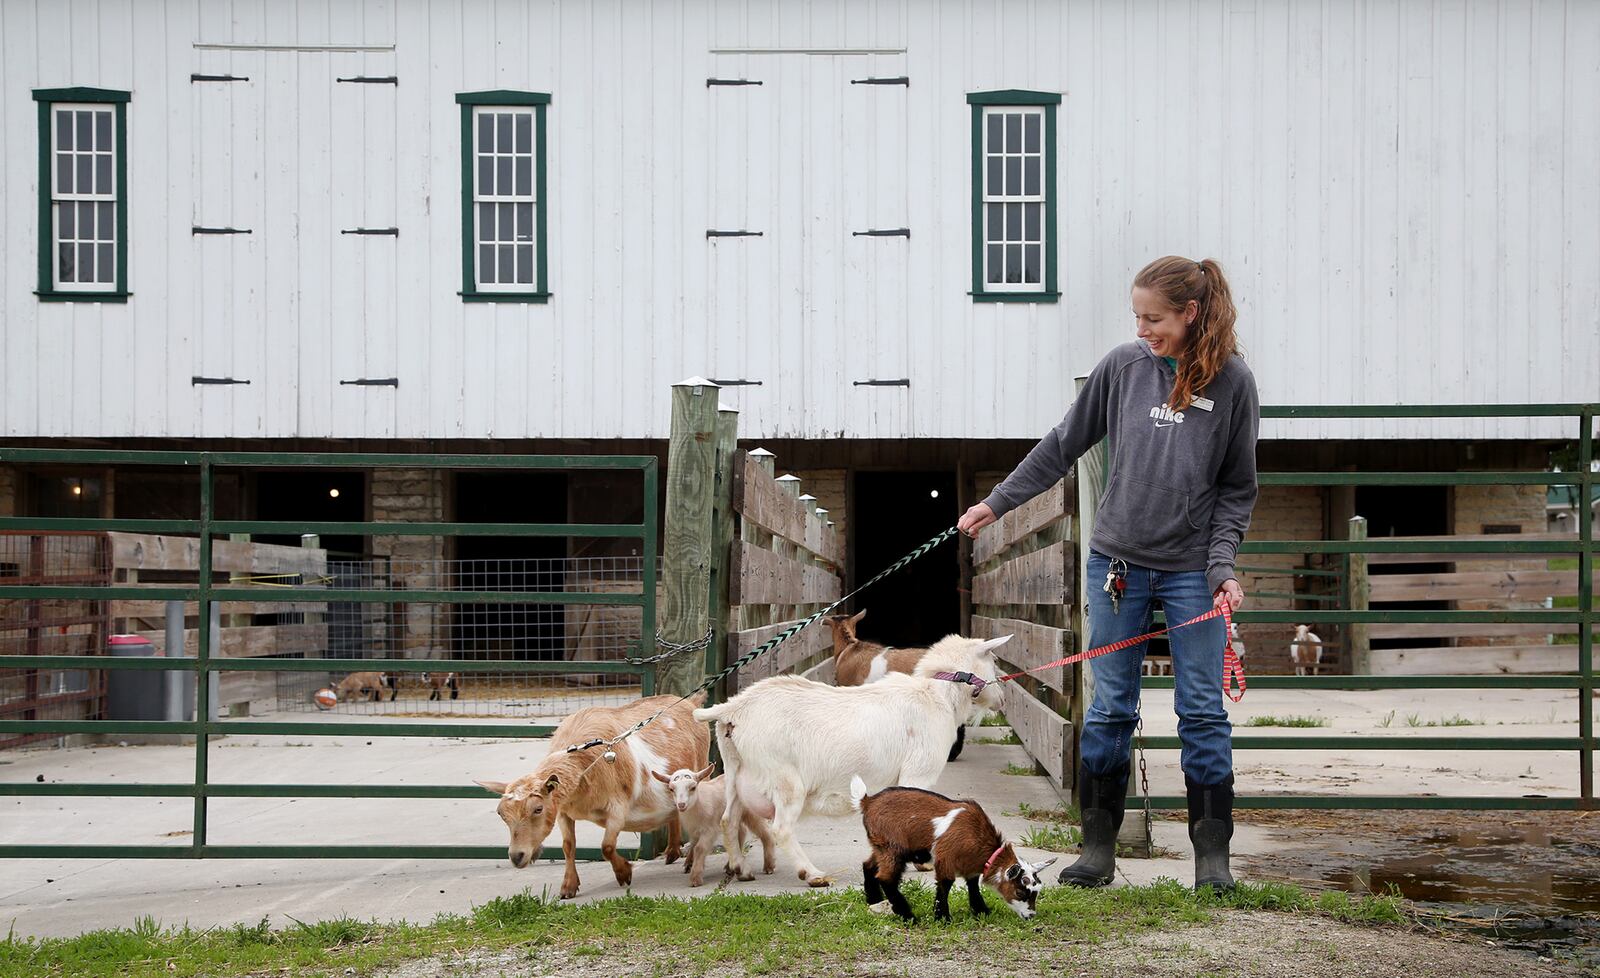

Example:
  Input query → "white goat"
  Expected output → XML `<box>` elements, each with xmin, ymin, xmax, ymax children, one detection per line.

<box><xmin>651</xmin><ymin>765</ymin><xmax>777</xmax><ymax>886</ymax></box>
<box><xmin>692</xmin><ymin>633</ymin><xmax>1010</xmax><ymax>885</ymax></box>
<box><xmin>1290</xmin><ymin>625</ymin><xmax>1323</xmax><ymax>676</ymax></box>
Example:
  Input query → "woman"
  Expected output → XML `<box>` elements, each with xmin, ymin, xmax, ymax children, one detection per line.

<box><xmin>957</xmin><ymin>256</ymin><xmax>1259</xmax><ymax>892</ymax></box>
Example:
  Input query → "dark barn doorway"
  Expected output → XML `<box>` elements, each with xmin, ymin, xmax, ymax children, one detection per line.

<box><xmin>1355</xmin><ymin>485</ymin><xmax>1452</xmax><ymax>651</ymax></box>
<box><xmin>850</xmin><ymin>470</ymin><xmax>961</xmax><ymax>647</ymax></box>
<box><xmin>452</xmin><ymin>472</ymin><xmax>569</xmax><ymax>661</ymax></box>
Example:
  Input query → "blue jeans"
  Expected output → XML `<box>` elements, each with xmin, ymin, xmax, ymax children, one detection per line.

<box><xmin>1079</xmin><ymin>550</ymin><xmax>1233</xmax><ymax>785</ymax></box>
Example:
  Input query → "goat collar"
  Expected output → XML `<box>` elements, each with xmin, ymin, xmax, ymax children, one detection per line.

<box><xmin>982</xmin><ymin>844</ymin><xmax>1008</xmax><ymax>879</ymax></box>
<box><xmin>933</xmin><ymin>670</ymin><xmax>989</xmax><ymax>697</ymax></box>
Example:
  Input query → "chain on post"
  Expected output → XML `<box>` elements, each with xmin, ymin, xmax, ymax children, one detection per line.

<box><xmin>624</xmin><ymin>625</ymin><xmax>715</xmax><ymax>666</ymax></box>
<box><xmin>1133</xmin><ymin>696</ymin><xmax>1154</xmax><ymax>859</ymax></box>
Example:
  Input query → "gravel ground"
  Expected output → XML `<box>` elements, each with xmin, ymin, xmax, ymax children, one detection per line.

<box><xmin>372</xmin><ymin>911</ymin><xmax>1584</xmax><ymax>978</ymax></box>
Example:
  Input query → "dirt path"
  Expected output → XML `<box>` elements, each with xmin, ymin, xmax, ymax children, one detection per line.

<box><xmin>375</xmin><ymin>911</ymin><xmax>1582</xmax><ymax>978</ymax></box>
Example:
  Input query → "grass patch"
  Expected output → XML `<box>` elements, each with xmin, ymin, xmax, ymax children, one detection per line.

<box><xmin>1404</xmin><ymin>713</ymin><xmax>1479</xmax><ymax>728</ymax></box>
<box><xmin>0</xmin><ymin>880</ymin><xmax>1410</xmax><ymax>978</ymax></box>
<box><xmin>1007</xmin><ymin>801</ymin><xmax>1081</xmax><ymax>824</ymax></box>
<box><xmin>1000</xmin><ymin>762</ymin><xmax>1037</xmax><ymax>777</ymax></box>
<box><xmin>978</xmin><ymin>712</ymin><xmax>1010</xmax><ymax>727</ymax></box>
<box><xmin>972</xmin><ymin>732</ymin><xmax>1021</xmax><ymax>746</ymax></box>
<box><xmin>1243</xmin><ymin>715</ymin><xmax>1329</xmax><ymax>728</ymax></box>
<box><xmin>1019</xmin><ymin>822</ymin><xmax>1083</xmax><ymax>851</ymax></box>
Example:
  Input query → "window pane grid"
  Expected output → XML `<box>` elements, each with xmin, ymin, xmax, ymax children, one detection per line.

<box><xmin>472</xmin><ymin>106</ymin><xmax>537</xmax><ymax>292</ymax></box>
<box><xmin>981</xmin><ymin>106</ymin><xmax>1045</xmax><ymax>291</ymax></box>
<box><xmin>50</xmin><ymin>105</ymin><xmax>117</xmax><ymax>290</ymax></box>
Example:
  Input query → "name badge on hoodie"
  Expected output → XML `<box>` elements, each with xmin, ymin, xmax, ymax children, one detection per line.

<box><xmin>1191</xmin><ymin>396</ymin><xmax>1215</xmax><ymax>412</ymax></box>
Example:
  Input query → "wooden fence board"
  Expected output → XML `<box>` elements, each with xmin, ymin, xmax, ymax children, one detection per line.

<box><xmin>970</xmin><ymin>615</ymin><xmax>1072</xmax><ymax>694</ymax></box>
<box><xmin>1371</xmin><ymin>570</ymin><xmax>1582</xmax><ymax>602</ymax></box>
<box><xmin>972</xmin><ymin>478</ymin><xmax>1071</xmax><ymax>566</ymax></box>
<box><xmin>999</xmin><ymin>680</ymin><xmax>1070</xmax><ymax>791</ymax></box>
<box><xmin>1370</xmin><ymin>622</ymin><xmax>1583</xmax><ymax>640</ymax></box>
<box><xmin>1370</xmin><ymin>644</ymin><xmax>1579</xmax><ymax>676</ymax></box>
<box><xmin>971</xmin><ymin>541</ymin><xmax>1071</xmax><ymax>606</ymax></box>
<box><xmin>726</xmin><ymin>619</ymin><xmax>834</xmax><ymax>693</ymax></box>
<box><xmin>732</xmin><ymin>454</ymin><xmax>843</xmax><ymax>567</ymax></box>
<box><xmin>134</xmin><ymin>623</ymin><xmax>329</xmax><ymax>659</ymax></box>
<box><xmin>731</xmin><ymin>541</ymin><xmax>842</xmax><ymax>606</ymax></box>
<box><xmin>108</xmin><ymin>533</ymin><xmax>328</xmax><ymax>576</ymax></box>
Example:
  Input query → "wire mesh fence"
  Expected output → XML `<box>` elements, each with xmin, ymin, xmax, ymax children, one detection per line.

<box><xmin>0</xmin><ymin>533</ymin><xmax>110</xmax><ymax>746</ymax></box>
<box><xmin>271</xmin><ymin>555</ymin><xmax>660</xmax><ymax>718</ymax></box>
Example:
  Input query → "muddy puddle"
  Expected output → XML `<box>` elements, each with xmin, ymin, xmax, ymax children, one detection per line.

<box><xmin>1236</xmin><ymin>812</ymin><xmax>1600</xmax><ymax>969</ymax></box>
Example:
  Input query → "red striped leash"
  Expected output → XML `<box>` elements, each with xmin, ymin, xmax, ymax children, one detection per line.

<box><xmin>937</xmin><ymin>605</ymin><xmax>1247</xmax><ymax>703</ymax></box>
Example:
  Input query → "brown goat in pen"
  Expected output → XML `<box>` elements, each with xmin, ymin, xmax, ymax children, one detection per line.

<box><xmin>334</xmin><ymin>671</ymin><xmax>395</xmax><ymax>703</ymax></box>
<box><xmin>850</xmin><ymin>776</ymin><xmax>1054</xmax><ymax>922</ymax></box>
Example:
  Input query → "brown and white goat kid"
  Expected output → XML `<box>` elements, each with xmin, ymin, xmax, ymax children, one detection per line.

<box><xmin>1290</xmin><ymin>625</ymin><xmax>1323</xmax><ymax>676</ymax></box>
<box><xmin>475</xmin><ymin>692</ymin><xmax>708</xmax><ymax>899</ymax></box>
<box><xmin>421</xmin><ymin>671</ymin><xmax>459</xmax><ymax>700</ymax></box>
<box><xmin>693</xmin><ymin>633</ymin><xmax>1009</xmax><ymax>885</ymax></box>
<box><xmin>850</xmin><ymin>776</ymin><xmax>1054</xmax><ymax>922</ymax></box>
<box><xmin>651</xmin><ymin>765</ymin><xmax>777</xmax><ymax>886</ymax></box>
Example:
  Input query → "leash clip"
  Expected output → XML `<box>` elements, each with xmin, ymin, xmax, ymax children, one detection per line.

<box><xmin>943</xmin><ymin>670</ymin><xmax>988</xmax><ymax>697</ymax></box>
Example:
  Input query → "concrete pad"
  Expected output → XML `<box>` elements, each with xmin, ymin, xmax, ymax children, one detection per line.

<box><xmin>0</xmin><ymin>729</ymin><xmax>1095</xmax><ymax>938</ymax></box>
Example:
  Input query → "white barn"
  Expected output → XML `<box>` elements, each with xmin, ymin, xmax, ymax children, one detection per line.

<box><xmin>0</xmin><ymin>0</ymin><xmax>1595</xmax><ymax>651</ymax></box>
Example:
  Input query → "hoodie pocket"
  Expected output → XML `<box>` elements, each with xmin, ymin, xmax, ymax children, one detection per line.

<box><xmin>1096</xmin><ymin>476</ymin><xmax>1207</xmax><ymax>556</ymax></box>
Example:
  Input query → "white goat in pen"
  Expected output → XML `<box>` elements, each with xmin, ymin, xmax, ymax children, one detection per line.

<box><xmin>692</xmin><ymin>633</ymin><xmax>1010</xmax><ymax>886</ymax></box>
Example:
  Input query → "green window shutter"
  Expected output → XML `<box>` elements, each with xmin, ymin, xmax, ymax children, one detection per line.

<box><xmin>967</xmin><ymin>90</ymin><xmax>1060</xmax><ymax>304</ymax></box>
<box><xmin>33</xmin><ymin>88</ymin><xmax>132</xmax><ymax>303</ymax></box>
<box><xmin>456</xmin><ymin>91</ymin><xmax>552</xmax><ymax>304</ymax></box>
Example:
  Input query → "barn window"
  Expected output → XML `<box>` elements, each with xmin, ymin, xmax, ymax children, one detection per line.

<box><xmin>966</xmin><ymin>90</ymin><xmax>1059</xmax><ymax>303</ymax></box>
<box><xmin>32</xmin><ymin>88</ymin><xmax>130</xmax><ymax>303</ymax></box>
<box><xmin>456</xmin><ymin>91</ymin><xmax>550</xmax><ymax>303</ymax></box>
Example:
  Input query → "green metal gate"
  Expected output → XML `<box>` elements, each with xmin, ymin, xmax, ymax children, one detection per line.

<box><xmin>0</xmin><ymin>449</ymin><xmax>658</xmax><ymax>859</ymax></box>
<box><xmin>1137</xmin><ymin>403</ymin><xmax>1596</xmax><ymax>811</ymax></box>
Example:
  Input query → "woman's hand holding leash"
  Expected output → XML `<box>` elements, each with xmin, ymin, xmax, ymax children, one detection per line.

<box><xmin>957</xmin><ymin>502</ymin><xmax>997</xmax><ymax>539</ymax></box>
<box><xmin>1213</xmin><ymin>579</ymin><xmax>1244</xmax><ymax>613</ymax></box>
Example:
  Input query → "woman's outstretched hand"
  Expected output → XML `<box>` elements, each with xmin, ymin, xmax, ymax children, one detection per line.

<box><xmin>1213</xmin><ymin>580</ymin><xmax>1245</xmax><ymax>613</ymax></box>
<box><xmin>957</xmin><ymin>502</ymin><xmax>997</xmax><ymax>539</ymax></box>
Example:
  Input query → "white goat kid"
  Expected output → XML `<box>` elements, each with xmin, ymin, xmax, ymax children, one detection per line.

<box><xmin>651</xmin><ymin>765</ymin><xmax>777</xmax><ymax>886</ymax></box>
<box><xmin>693</xmin><ymin>633</ymin><xmax>1010</xmax><ymax>886</ymax></box>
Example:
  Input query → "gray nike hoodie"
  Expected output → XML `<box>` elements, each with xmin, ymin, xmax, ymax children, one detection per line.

<box><xmin>982</xmin><ymin>341</ymin><xmax>1260</xmax><ymax>593</ymax></box>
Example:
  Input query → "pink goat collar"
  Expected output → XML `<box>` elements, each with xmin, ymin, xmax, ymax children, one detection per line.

<box><xmin>982</xmin><ymin>844</ymin><xmax>1007</xmax><ymax>878</ymax></box>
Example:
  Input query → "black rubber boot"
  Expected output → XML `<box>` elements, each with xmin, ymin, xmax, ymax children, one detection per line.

<box><xmin>1187</xmin><ymin>775</ymin><xmax>1235</xmax><ymax>892</ymax></box>
<box><xmin>1057</xmin><ymin>768</ymin><xmax>1128</xmax><ymax>888</ymax></box>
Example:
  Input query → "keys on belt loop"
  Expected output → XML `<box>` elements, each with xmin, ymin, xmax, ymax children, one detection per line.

<box><xmin>1102</xmin><ymin>558</ymin><xmax>1128</xmax><ymax>614</ymax></box>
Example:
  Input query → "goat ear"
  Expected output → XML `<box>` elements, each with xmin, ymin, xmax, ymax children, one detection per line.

<box><xmin>976</xmin><ymin>634</ymin><xmax>1014</xmax><ymax>655</ymax></box>
<box><xmin>542</xmin><ymin>775</ymin><xmax>560</xmax><ymax>795</ymax></box>
<box><xmin>1005</xmin><ymin>863</ymin><xmax>1023</xmax><ymax>881</ymax></box>
<box><xmin>474</xmin><ymin>779</ymin><xmax>510</xmax><ymax>796</ymax></box>
<box><xmin>1034</xmin><ymin>856</ymin><xmax>1057</xmax><ymax>872</ymax></box>
<box><xmin>694</xmin><ymin>764</ymin><xmax>715</xmax><ymax>781</ymax></box>
<box><xmin>650</xmin><ymin>769</ymin><xmax>671</xmax><ymax>784</ymax></box>
<box><xmin>849</xmin><ymin>609</ymin><xmax>867</xmax><ymax>627</ymax></box>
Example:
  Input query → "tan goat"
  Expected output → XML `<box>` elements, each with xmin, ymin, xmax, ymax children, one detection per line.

<box><xmin>476</xmin><ymin>692</ymin><xmax>709</xmax><ymax>899</ymax></box>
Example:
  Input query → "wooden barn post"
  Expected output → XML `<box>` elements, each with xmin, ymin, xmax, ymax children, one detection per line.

<box><xmin>705</xmin><ymin>401</ymin><xmax>740</xmax><ymax>703</ymax></box>
<box><xmin>660</xmin><ymin>377</ymin><xmax>721</xmax><ymax>698</ymax></box>
<box><xmin>1347</xmin><ymin>516</ymin><xmax>1370</xmax><ymax>675</ymax></box>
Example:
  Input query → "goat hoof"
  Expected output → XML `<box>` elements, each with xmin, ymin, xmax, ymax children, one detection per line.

<box><xmin>559</xmin><ymin>887</ymin><xmax>579</xmax><ymax>900</ymax></box>
<box><xmin>914</xmin><ymin>863</ymin><xmax>932</xmax><ymax>872</ymax></box>
<box><xmin>806</xmin><ymin>875</ymin><xmax>833</xmax><ymax>888</ymax></box>
<box><xmin>738</xmin><ymin>870</ymin><xmax>755</xmax><ymax>882</ymax></box>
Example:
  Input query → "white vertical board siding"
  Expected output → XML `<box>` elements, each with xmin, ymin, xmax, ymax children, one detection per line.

<box><xmin>0</xmin><ymin>0</ymin><xmax>1595</xmax><ymax>442</ymax></box>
